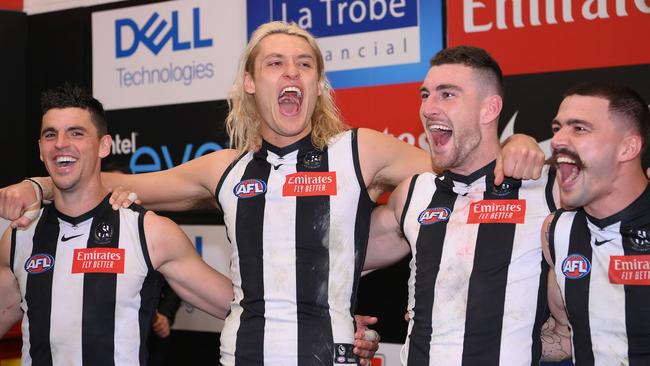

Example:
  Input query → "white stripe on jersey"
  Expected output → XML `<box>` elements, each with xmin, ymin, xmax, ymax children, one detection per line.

<box><xmin>498</xmin><ymin>171</ymin><xmax>551</xmax><ymax>366</ymax></box>
<box><xmin>327</xmin><ymin>133</ymin><xmax>360</xmax><ymax>352</ymax></box>
<box><xmin>262</xmin><ymin>149</ymin><xmax>299</xmax><ymax>365</ymax></box>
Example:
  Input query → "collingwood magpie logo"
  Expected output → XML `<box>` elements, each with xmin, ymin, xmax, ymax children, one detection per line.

<box><xmin>303</xmin><ymin>150</ymin><xmax>323</xmax><ymax>169</ymax></box>
<box><xmin>94</xmin><ymin>222</ymin><xmax>114</xmax><ymax>244</ymax></box>
<box><xmin>626</xmin><ymin>228</ymin><xmax>650</xmax><ymax>252</ymax></box>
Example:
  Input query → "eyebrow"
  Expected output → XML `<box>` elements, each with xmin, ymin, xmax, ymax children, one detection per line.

<box><xmin>264</xmin><ymin>53</ymin><xmax>315</xmax><ymax>60</ymax></box>
<box><xmin>40</xmin><ymin>125</ymin><xmax>88</xmax><ymax>136</ymax></box>
<box><xmin>436</xmin><ymin>84</ymin><xmax>462</xmax><ymax>92</ymax></box>
<box><xmin>552</xmin><ymin>118</ymin><xmax>593</xmax><ymax>127</ymax></box>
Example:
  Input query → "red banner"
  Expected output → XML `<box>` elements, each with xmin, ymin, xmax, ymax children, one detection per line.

<box><xmin>447</xmin><ymin>0</ymin><xmax>650</xmax><ymax>75</ymax></box>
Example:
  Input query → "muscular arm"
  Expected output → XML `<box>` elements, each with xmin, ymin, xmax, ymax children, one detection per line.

<box><xmin>358</xmin><ymin>129</ymin><xmax>547</xmax><ymax>202</ymax></box>
<box><xmin>144</xmin><ymin>212</ymin><xmax>233</xmax><ymax>319</ymax></box>
<box><xmin>540</xmin><ymin>213</ymin><xmax>572</xmax><ymax>362</ymax></box>
<box><xmin>364</xmin><ymin>178</ymin><xmax>411</xmax><ymax>270</ymax></box>
<box><xmin>0</xmin><ymin>228</ymin><xmax>22</xmax><ymax>336</ymax></box>
<box><xmin>13</xmin><ymin>149</ymin><xmax>240</xmax><ymax>214</ymax></box>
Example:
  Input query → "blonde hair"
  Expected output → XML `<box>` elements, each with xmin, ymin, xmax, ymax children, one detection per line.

<box><xmin>225</xmin><ymin>21</ymin><xmax>347</xmax><ymax>151</ymax></box>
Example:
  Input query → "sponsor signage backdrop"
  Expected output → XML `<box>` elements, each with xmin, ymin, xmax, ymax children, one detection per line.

<box><xmin>14</xmin><ymin>0</ymin><xmax>650</xmax><ymax>364</ymax></box>
<box><xmin>92</xmin><ymin>0</ymin><xmax>246</xmax><ymax>110</ymax></box>
<box><xmin>247</xmin><ymin>0</ymin><xmax>444</xmax><ymax>88</ymax></box>
<box><xmin>24</xmin><ymin>0</ymin><xmax>124</xmax><ymax>14</ymax></box>
<box><xmin>447</xmin><ymin>0</ymin><xmax>650</xmax><ymax>75</ymax></box>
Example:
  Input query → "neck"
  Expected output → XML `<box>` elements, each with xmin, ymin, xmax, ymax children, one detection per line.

<box><xmin>449</xmin><ymin>134</ymin><xmax>500</xmax><ymax>176</ymax></box>
<box><xmin>53</xmin><ymin>177</ymin><xmax>109</xmax><ymax>218</ymax></box>
<box><xmin>584</xmin><ymin>164</ymin><xmax>648</xmax><ymax>219</ymax></box>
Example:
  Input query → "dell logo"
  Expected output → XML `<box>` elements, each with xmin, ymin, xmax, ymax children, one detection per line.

<box><xmin>115</xmin><ymin>7</ymin><xmax>212</xmax><ymax>58</ymax></box>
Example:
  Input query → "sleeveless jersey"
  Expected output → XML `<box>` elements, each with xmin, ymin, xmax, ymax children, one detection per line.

<box><xmin>216</xmin><ymin>130</ymin><xmax>374</xmax><ymax>366</ymax></box>
<box><xmin>549</xmin><ymin>185</ymin><xmax>650</xmax><ymax>366</ymax></box>
<box><xmin>400</xmin><ymin>162</ymin><xmax>556</xmax><ymax>366</ymax></box>
<box><xmin>10</xmin><ymin>196</ymin><xmax>160</xmax><ymax>366</ymax></box>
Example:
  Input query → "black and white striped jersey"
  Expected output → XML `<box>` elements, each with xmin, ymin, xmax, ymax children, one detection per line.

<box><xmin>10</xmin><ymin>196</ymin><xmax>160</xmax><ymax>366</ymax></box>
<box><xmin>400</xmin><ymin>162</ymin><xmax>555</xmax><ymax>366</ymax></box>
<box><xmin>216</xmin><ymin>130</ymin><xmax>374</xmax><ymax>365</ymax></box>
<box><xmin>549</xmin><ymin>186</ymin><xmax>650</xmax><ymax>366</ymax></box>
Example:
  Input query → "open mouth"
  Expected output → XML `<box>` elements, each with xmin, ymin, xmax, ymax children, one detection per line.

<box><xmin>54</xmin><ymin>155</ymin><xmax>78</xmax><ymax>168</ymax></box>
<box><xmin>427</xmin><ymin>123</ymin><xmax>453</xmax><ymax>147</ymax></box>
<box><xmin>551</xmin><ymin>150</ymin><xmax>584</xmax><ymax>185</ymax></box>
<box><xmin>278</xmin><ymin>86</ymin><xmax>303</xmax><ymax>117</ymax></box>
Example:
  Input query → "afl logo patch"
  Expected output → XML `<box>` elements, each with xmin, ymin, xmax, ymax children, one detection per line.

<box><xmin>562</xmin><ymin>254</ymin><xmax>591</xmax><ymax>279</ymax></box>
<box><xmin>418</xmin><ymin>207</ymin><xmax>451</xmax><ymax>225</ymax></box>
<box><xmin>24</xmin><ymin>254</ymin><xmax>55</xmax><ymax>274</ymax></box>
<box><xmin>233</xmin><ymin>179</ymin><xmax>267</xmax><ymax>198</ymax></box>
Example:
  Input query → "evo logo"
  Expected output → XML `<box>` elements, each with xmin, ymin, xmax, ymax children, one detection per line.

<box><xmin>115</xmin><ymin>7</ymin><xmax>213</xmax><ymax>58</ymax></box>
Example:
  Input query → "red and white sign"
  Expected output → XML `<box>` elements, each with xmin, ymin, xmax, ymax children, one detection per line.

<box><xmin>447</xmin><ymin>0</ymin><xmax>650</xmax><ymax>75</ymax></box>
<box><xmin>72</xmin><ymin>248</ymin><xmax>125</xmax><ymax>274</ymax></box>
<box><xmin>609</xmin><ymin>255</ymin><xmax>650</xmax><ymax>285</ymax></box>
<box><xmin>283</xmin><ymin>172</ymin><xmax>337</xmax><ymax>197</ymax></box>
<box><xmin>467</xmin><ymin>199</ymin><xmax>526</xmax><ymax>224</ymax></box>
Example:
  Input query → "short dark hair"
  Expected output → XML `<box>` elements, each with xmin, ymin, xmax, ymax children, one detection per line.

<box><xmin>40</xmin><ymin>84</ymin><xmax>108</xmax><ymax>136</ymax></box>
<box><xmin>429</xmin><ymin>45</ymin><xmax>504</xmax><ymax>97</ymax></box>
<box><xmin>564</xmin><ymin>82</ymin><xmax>650</xmax><ymax>152</ymax></box>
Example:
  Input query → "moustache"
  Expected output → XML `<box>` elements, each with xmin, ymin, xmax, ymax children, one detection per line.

<box><xmin>547</xmin><ymin>148</ymin><xmax>585</xmax><ymax>170</ymax></box>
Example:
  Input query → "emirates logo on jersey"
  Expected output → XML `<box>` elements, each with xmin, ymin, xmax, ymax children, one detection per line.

<box><xmin>467</xmin><ymin>199</ymin><xmax>526</xmax><ymax>224</ymax></box>
<box><xmin>72</xmin><ymin>248</ymin><xmax>125</xmax><ymax>274</ymax></box>
<box><xmin>24</xmin><ymin>254</ymin><xmax>55</xmax><ymax>274</ymax></box>
<box><xmin>233</xmin><ymin>179</ymin><xmax>267</xmax><ymax>198</ymax></box>
<box><xmin>562</xmin><ymin>254</ymin><xmax>591</xmax><ymax>279</ymax></box>
<box><xmin>609</xmin><ymin>255</ymin><xmax>650</xmax><ymax>285</ymax></box>
<box><xmin>282</xmin><ymin>172</ymin><xmax>337</xmax><ymax>197</ymax></box>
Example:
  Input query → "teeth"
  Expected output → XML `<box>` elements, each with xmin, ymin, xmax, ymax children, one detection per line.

<box><xmin>428</xmin><ymin>124</ymin><xmax>452</xmax><ymax>132</ymax></box>
<box><xmin>56</xmin><ymin>156</ymin><xmax>77</xmax><ymax>163</ymax></box>
<box><xmin>557</xmin><ymin>156</ymin><xmax>576</xmax><ymax>164</ymax></box>
<box><xmin>280</xmin><ymin>86</ymin><xmax>302</xmax><ymax>98</ymax></box>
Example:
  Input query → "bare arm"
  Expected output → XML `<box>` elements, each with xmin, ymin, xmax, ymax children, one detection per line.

<box><xmin>358</xmin><ymin>129</ymin><xmax>548</xmax><ymax>202</ymax></box>
<box><xmin>357</xmin><ymin>128</ymin><xmax>432</xmax><ymax>201</ymax></box>
<box><xmin>364</xmin><ymin>178</ymin><xmax>411</xmax><ymax>270</ymax></box>
<box><xmin>20</xmin><ymin>149</ymin><xmax>239</xmax><ymax>214</ymax></box>
<box><xmin>144</xmin><ymin>212</ymin><xmax>233</xmax><ymax>319</ymax></box>
<box><xmin>0</xmin><ymin>228</ymin><xmax>22</xmax><ymax>336</ymax></box>
<box><xmin>540</xmin><ymin>213</ymin><xmax>572</xmax><ymax>362</ymax></box>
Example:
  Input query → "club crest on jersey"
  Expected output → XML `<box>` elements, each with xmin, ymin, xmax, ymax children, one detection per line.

<box><xmin>625</xmin><ymin>228</ymin><xmax>650</xmax><ymax>252</ymax></box>
<box><xmin>418</xmin><ymin>207</ymin><xmax>451</xmax><ymax>225</ymax></box>
<box><xmin>94</xmin><ymin>221</ymin><xmax>114</xmax><ymax>244</ymax></box>
<box><xmin>24</xmin><ymin>254</ymin><xmax>55</xmax><ymax>274</ymax></box>
<box><xmin>303</xmin><ymin>150</ymin><xmax>323</xmax><ymax>169</ymax></box>
<box><xmin>233</xmin><ymin>179</ymin><xmax>267</xmax><ymax>198</ymax></box>
<box><xmin>562</xmin><ymin>254</ymin><xmax>591</xmax><ymax>279</ymax></box>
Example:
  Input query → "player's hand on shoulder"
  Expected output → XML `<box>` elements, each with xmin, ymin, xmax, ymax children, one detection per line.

<box><xmin>495</xmin><ymin>133</ymin><xmax>545</xmax><ymax>185</ymax></box>
<box><xmin>0</xmin><ymin>180</ymin><xmax>41</xmax><ymax>229</ymax></box>
<box><xmin>108</xmin><ymin>187</ymin><xmax>140</xmax><ymax>211</ymax></box>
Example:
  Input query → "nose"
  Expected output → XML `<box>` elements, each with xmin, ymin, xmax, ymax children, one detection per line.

<box><xmin>54</xmin><ymin>133</ymin><xmax>70</xmax><ymax>149</ymax></box>
<box><xmin>421</xmin><ymin>96</ymin><xmax>440</xmax><ymax>120</ymax></box>
<box><xmin>284</xmin><ymin>63</ymin><xmax>299</xmax><ymax>79</ymax></box>
<box><xmin>550</xmin><ymin>126</ymin><xmax>568</xmax><ymax>151</ymax></box>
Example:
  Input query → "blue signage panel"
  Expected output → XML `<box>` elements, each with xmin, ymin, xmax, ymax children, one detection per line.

<box><xmin>246</xmin><ymin>0</ymin><xmax>443</xmax><ymax>88</ymax></box>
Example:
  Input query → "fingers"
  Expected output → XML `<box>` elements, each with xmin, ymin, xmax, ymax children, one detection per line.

<box><xmin>355</xmin><ymin>314</ymin><xmax>378</xmax><ymax>328</ymax></box>
<box><xmin>353</xmin><ymin>338</ymin><xmax>379</xmax><ymax>360</ymax></box>
<box><xmin>493</xmin><ymin>152</ymin><xmax>504</xmax><ymax>186</ymax></box>
<box><xmin>109</xmin><ymin>187</ymin><xmax>138</xmax><ymax>210</ymax></box>
<box><xmin>364</xmin><ymin>329</ymin><xmax>380</xmax><ymax>342</ymax></box>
